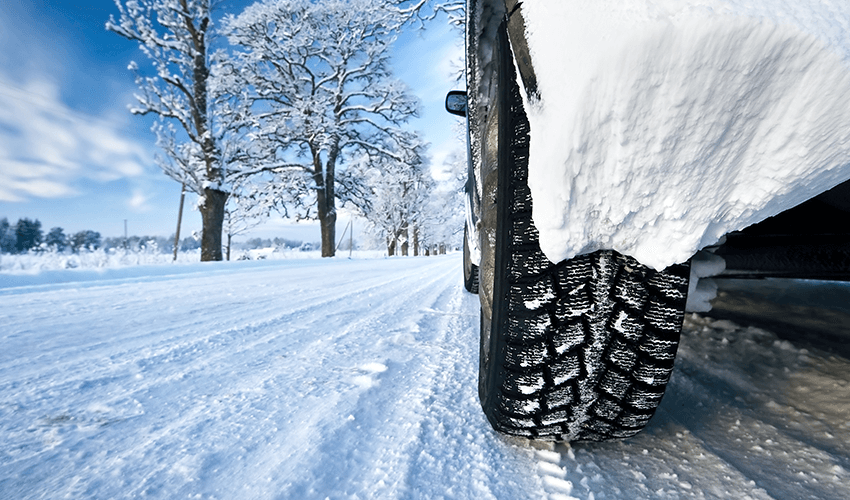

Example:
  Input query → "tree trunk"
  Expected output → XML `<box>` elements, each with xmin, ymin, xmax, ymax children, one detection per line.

<box><xmin>313</xmin><ymin>142</ymin><xmax>338</xmax><ymax>258</ymax></box>
<box><xmin>387</xmin><ymin>236</ymin><xmax>396</xmax><ymax>256</ymax></box>
<box><xmin>401</xmin><ymin>226</ymin><xmax>409</xmax><ymax>257</ymax></box>
<box><xmin>412</xmin><ymin>226</ymin><xmax>419</xmax><ymax>256</ymax></box>
<box><xmin>319</xmin><ymin>207</ymin><xmax>337</xmax><ymax>257</ymax></box>
<box><xmin>200</xmin><ymin>187</ymin><xmax>227</xmax><ymax>261</ymax></box>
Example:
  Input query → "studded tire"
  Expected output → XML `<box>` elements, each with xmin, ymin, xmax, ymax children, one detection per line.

<box><xmin>477</xmin><ymin>21</ymin><xmax>691</xmax><ymax>442</ymax></box>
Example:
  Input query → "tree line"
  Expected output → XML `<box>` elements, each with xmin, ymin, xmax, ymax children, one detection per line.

<box><xmin>0</xmin><ymin>216</ymin><xmax>329</xmax><ymax>256</ymax></box>
<box><xmin>0</xmin><ymin>217</ymin><xmax>100</xmax><ymax>254</ymax></box>
<box><xmin>106</xmin><ymin>0</ymin><xmax>466</xmax><ymax>261</ymax></box>
<box><xmin>0</xmin><ymin>216</ymin><xmax>192</xmax><ymax>254</ymax></box>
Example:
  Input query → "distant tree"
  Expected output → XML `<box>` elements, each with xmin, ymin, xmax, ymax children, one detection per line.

<box><xmin>45</xmin><ymin>227</ymin><xmax>68</xmax><ymax>252</ymax></box>
<box><xmin>14</xmin><ymin>218</ymin><xmax>43</xmax><ymax>253</ymax></box>
<box><xmin>272</xmin><ymin>237</ymin><xmax>303</xmax><ymax>249</ymax></box>
<box><xmin>355</xmin><ymin>149</ymin><xmax>432</xmax><ymax>256</ymax></box>
<box><xmin>180</xmin><ymin>235</ymin><xmax>202</xmax><ymax>251</ymax></box>
<box><xmin>418</xmin><ymin>187</ymin><xmax>464</xmax><ymax>253</ymax></box>
<box><xmin>222</xmin><ymin>190</ymin><xmax>269</xmax><ymax>260</ymax></box>
<box><xmin>0</xmin><ymin>218</ymin><xmax>16</xmax><ymax>253</ymax></box>
<box><xmin>218</xmin><ymin>0</ymin><xmax>422</xmax><ymax>257</ymax></box>
<box><xmin>107</xmin><ymin>0</ymin><xmax>236</xmax><ymax>261</ymax></box>
<box><xmin>70</xmin><ymin>230</ymin><xmax>102</xmax><ymax>253</ymax></box>
<box><xmin>415</xmin><ymin>127</ymin><xmax>468</xmax><ymax>254</ymax></box>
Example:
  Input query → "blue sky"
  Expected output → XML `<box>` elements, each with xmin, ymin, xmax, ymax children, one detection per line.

<box><xmin>0</xmin><ymin>1</ymin><xmax>463</xmax><ymax>242</ymax></box>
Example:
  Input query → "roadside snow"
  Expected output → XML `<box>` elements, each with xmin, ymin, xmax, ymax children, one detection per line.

<box><xmin>521</xmin><ymin>0</ymin><xmax>850</xmax><ymax>270</ymax></box>
<box><xmin>1</xmin><ymin>256</ymin><xmax>848</xmax><ymax>499</ymax></box>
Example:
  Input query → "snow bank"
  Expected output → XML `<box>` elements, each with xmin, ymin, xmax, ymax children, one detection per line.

<box><xmin>0</xmin><ymin>250</ymin><xmax>388</xmax><ymax>290</ymax></box>
<box><xmin>521</xmin><ymin>0</ymin><xmax>850</xmax><ymax>270</ymax></box>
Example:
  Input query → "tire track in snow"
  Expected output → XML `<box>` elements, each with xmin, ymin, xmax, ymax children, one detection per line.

<box><xmin>217</xmin><ymin>257</ymin><xmax>472</xmax><ymax>499</ymax></box>
<box><xmin>257</xmin><ymin>258</ymin><xmax>492</xmax><ymax>498</ymax></box>
<box><xmin>399</xmin><ymin>288</ymin><xmax>549</xmax><ymax>499</ymax></box>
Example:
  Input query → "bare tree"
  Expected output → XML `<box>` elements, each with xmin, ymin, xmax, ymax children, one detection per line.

<box><xmin>107</xmin><ymin>0</ymin><xmax>232</xmax><ymax>261</ymax></box>
<box><xmin>218</xmin><ymin>0</ymin><xmax>423</xmax><ymax>257</ymax></box>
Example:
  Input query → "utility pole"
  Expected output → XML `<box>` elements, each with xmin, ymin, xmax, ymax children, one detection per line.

<box><xmin>173</xmin><ymin>182</ymin><xmax>186</xmax><ymax>261</ymax></box>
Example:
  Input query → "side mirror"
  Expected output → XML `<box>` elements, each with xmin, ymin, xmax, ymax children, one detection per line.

<box><xmin>445</xmin><ymin>90</ymin><xmax>467</xmax><ymax>117</ymax></box>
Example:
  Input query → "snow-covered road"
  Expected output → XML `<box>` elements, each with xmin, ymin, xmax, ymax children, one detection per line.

<box><xmin>1</xmin><ymin>256</ymin><xmax>849</xmax><ymax>499</ymax></box>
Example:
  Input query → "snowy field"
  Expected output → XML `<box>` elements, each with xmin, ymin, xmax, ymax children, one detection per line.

<box><xmin>1</xmin><ymin>255</ymin><xmax>849</xmax><ymax>499</ymax></box>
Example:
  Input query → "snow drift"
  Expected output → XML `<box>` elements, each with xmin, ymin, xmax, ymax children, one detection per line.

<box><xmin>521</xmin><ymin>0</ymin><xmax>850</xmax><ymax>270</ymax></box>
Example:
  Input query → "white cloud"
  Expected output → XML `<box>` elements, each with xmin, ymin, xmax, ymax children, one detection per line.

<box><xmin>128</xmin><ymin>188</ymin><xmax>152</xmax><ymax>212</ymax></box>
<box><xmin>0</xmin><ymin>77</ymin><xmax>152</xmax><ymax>202</ymax></box>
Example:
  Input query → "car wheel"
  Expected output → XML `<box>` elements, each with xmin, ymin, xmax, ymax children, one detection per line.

<box><xmin>476</xmin><ymin>20</ymin><xmax>691</xmax><ymax>442</ymax></box>
<box><xmin>464</xmin><ymin>225</ymin><xmax>480</xmax><ymax>293</ymax></box>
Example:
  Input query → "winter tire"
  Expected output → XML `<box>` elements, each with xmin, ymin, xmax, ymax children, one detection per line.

<box><xmin>464</xmin><ymin>225</ymin><xmax>480</xmax><ymax>293</ymax></box>
<box><xmin>477</xmin><ymin>20</ymin><xmax>691</xmax><ymax>442</ymax></box>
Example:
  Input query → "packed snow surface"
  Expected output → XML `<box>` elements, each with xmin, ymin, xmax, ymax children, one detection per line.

<box><xmin>521</xmin><ymin>0</ymin><xmax>850</xmax><ymax>270</ymax></box>
<box><xmin>2</xmin><ymin>255</ymin><xmax>850</xmax><ymax>499</ymax></box>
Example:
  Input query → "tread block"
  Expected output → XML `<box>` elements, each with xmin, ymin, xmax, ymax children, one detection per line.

<box><xmin>648</xmin><ymin>272</ymin><xmax>689</xmax><ymax>301</ymax></box>
<box><xmin>625</xmin><ymin>388</ymin><xmax>666</xmax><ymax>411</ymax></box>
<box><xmin>614</xmin><ymin>274</ymin><xmax>650</xmax><ymax>311</ymax></box>
<box><xmin>498</xmin><ymin>392</ymin><xmax>541</xmax><ymax>417</ymax></box>
<box><xmin>609</xmin><ymin>427</ymin><xmax>642</xmax><ymax>439</ymax></box>
<box><xmin>609</xmin><ymin>307</ymin><xmax>645</xmax><ymax>342</ymax></box>
<box><xmin>633</xmin><ymin>361</ymin><xmax>674</xmax><ymax>387</ymax></box>
<box><xmin>606</xmin><ymin>339</ymin><xmax>639</xmax><ymax>372</ymax></box>
<box><xmin>554</xmin><ymin>287</ymin><xmax>593</xmax><ymax>322</ymax></box>
<box><xmin>540</xmin><ymin>409</ymin><xmax>571</xmax><ymax>427</ymax></box>
<box><xmin>554</xmin><ymin>256</ymin><xmax>594</xmax><ymax>291</ymax></box>
<box><xmin>593</xmin><ymin>397</ymin><xmax>624</xmax><ymax>421</ymax></box>
<box><xmin>511</xmin><ymin>216</ymin><xmax>540</xmax><ymax>247</ymax></box>
<box><xmin>510</xmin><ymin>247</ymin><xmax>553</xmax><ymax>280</ymax></box>
<box><xmin>645</xmin><ymin>300</ymin><xmax>686</xmax><ymax>333</ymax></box>
<box><xmin>549</xmin><ymin>353</ymin><xmax>581</xmax><ymax>385</ymax></box>
<box><xmin>585</xmin><ymin>419</ymin><xmax>615</xmax><ymax>437</ymax></box>
<box><xmin>545</xmin><ymin>385</ymin><xmax>576</xmax><ymax>410</ymax></box>
<box><xmin>551</xmin><ymin>320</ymin><xmax>586</xmax><ymax>355</ymax></box>
<box><xmin>505</xmin><ymin>341</ymin><xmax>551</xmax><ymax>370</ymax></box>
<box><xmin>639</xmin><ymin>338</ymin><xmax>679</xmax><ymax>361</ymax></box>
<box><xmin>508</xmin><ymin>279</ymin><xmax>556</xmax><ymax>314</ymax></box>
<box><xmin>617</xmin><ymin>411</ymin><xmax>655</xmax><ymax>428</ymax></box>
<box><xmin>510</xmin><ymin>184</ymin><xmax>533</xmax><ymax>213</ymax></box>
<box><xmin>506</xmin><ymin>314</ymin><xmax>550</xmax><ymax>344</ymax></box>
<box><xmin>502</xmin><ymin>369</ymin><xmax>547</xmax><ymax>396</ymax></box>
<box><xmin>599</xmin><ymin>369</ymin><xmax>631</xmax><ymax>399</ymax></box>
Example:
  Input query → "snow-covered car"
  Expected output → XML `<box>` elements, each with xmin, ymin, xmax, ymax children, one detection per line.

<box><xmin>447</xmin><ymin>0</ymin><xmax>850</xmax><ymax>442</ymax></box>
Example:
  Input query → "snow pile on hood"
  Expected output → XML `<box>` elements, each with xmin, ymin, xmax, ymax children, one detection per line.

<box><xmin>521</xmin><ymin>0</ymin><xmax>850</xmax><ymax>270</ymax></box>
